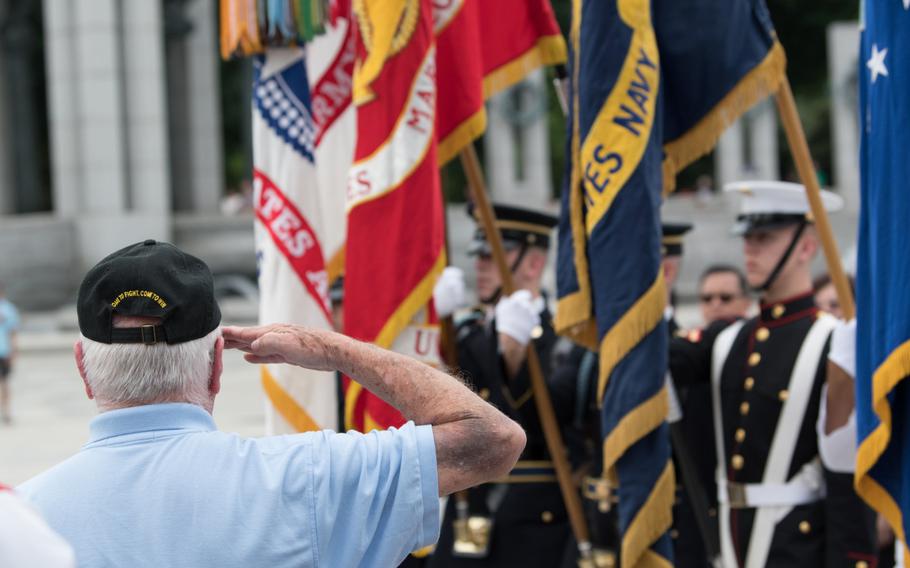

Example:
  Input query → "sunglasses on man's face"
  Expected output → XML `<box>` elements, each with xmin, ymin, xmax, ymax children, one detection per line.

<box><xmin>700</xmin><ymin>293</ymin><xmax>737</xmax><ymax>304</ymax></box>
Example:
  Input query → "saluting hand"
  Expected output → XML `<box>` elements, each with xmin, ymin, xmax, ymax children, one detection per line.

<box><xmin>222</xmin><ymin>324</ymin><xmax>337</xmax><ymax>371</ymax></box>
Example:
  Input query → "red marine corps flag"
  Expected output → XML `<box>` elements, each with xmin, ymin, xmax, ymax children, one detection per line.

<box><xmin>479</xmin><ymin>0</ymin><xmax>566</xmax><ymax>98</ymax></box>
<box><xmin>343</xmin><ymin>0</ymin><xmax>446</xmax><ymax>431</ymax></box>
<box><xmin>433</xmin><ymin>0</ymin><xmax>485</xmax><ymax>165</ymax></box>
<box><xmin>433</xmin><ymin>0</ymin><xmax>567</xmax><ymax>165</ymax></box>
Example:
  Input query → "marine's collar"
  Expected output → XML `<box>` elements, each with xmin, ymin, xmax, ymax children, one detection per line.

<box><xmin>758</xmin><ymin>290</ymin><xmax>818</xmax><ymax>324</ymax></box>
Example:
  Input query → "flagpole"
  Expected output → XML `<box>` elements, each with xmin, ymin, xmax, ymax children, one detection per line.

<box><xmin>775</xmin><ymin>79</ymin><xmax>855</xmax><ymax>320</ymax></box>
<box><xmin>459</xmin><ymin>145</ymin><xmax>594</xmax><ymax>564</ymax></box>
<box><xmin>437</xmin><ymin>229</ymin><xmax>474</xmax><ymax>537</ymax></box>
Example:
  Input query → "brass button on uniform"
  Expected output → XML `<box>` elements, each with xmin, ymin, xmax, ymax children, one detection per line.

<box><xmin>856</xmin><ymin>561</ymin><xmax>869</xmax><ymax>568</ymax></box>
<box><xmin>479</xmin><ymin>388</ymin><xmax>490</xmax><ymax>400</ymax></box>
<box><xmin>799</xmin><ymin>521</ymin><xmax>811</xmax><ymax>534</ymax></box>
<box><xmin>731</xmin><ymin>455</ymin><xmax>744</xmax><ymax>470</ymax></box>
<box><xmin>756</xmin><ymin>327</ymin><xmax>770</xmax><ymax>341</ymax></box>
<box><xmin>735</xmin><ymin>428</ymin><xmax>746</xmax><ymax>443</ymax></box>
<box><xmin>772</xmin><ymin>304</ymin><xmax>786</xmax><ymax>319</ymax></box>
<box><xmin>740</xmin><ymin>402</ymin><xmax>750</xmax><ymax>416</ymax></box>
<box><xmin>541</xmin><ymin>511</ymin><xmax>554</xmax><ymax>523</ymax></box>
<box><xmin>778</xmin><ymin>390</ymin><xmax>790</xmax><ymax>402</ymax></box>
<box><xmin>744</xmin><ymin>377</ymin><xmax>755</xmax><ymax>391</ymax></box>
<box><xmin>530</xmin><ymin>325</ymin><xmax>544</xmax><ymax>339</ymax></box>
<box><xmin>748</xmin><ymin>352</ymin><xmax>761</xmax><ymax>366</ymax></box>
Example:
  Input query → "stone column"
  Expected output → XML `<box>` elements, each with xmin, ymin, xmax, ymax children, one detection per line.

<box><xmin>715</xmin><ymin>118</ymin><xmax>744</xmax><ymax>187</ymax></box>
<box><xmin>184</xmin><ymin>0</ymin><xmax>224</xmax><ymax>213</ymax></box>
<box><xmin>43</xmin><ymin>0</ymin><xmax>82</xmax><ymax>217</ymax></box>
<box><xmin>485</xmin><ymin>91</ymin><xmax>516</xmax><ymax>204</ymax></box>
<box><xmin>43</xmin><ymin>0</ymin><xmax>172</xmax><ymax>267</ymax></box>
<box><xmin>73</xmin><ymin>0</ymin><xmax>128</xmax><ymax>214</ymax></box>
<box><xmin>165</xmin><ymin>0</ymin><xmax>224</xmax><ymax>214</ymax></box>
<box><xmin>484</xmin><ymin>70</ymin><xmax>551</xmax><ymax>210</ymax></box>
<box><xmin>716</xmin><ymin>103</ymin><xmax>779</xmax><ymax>186</ymax></box>
<box><xmin>750</xmin><ymin>101</ymin><xmax>779</xmax><ymax>181</ymax></box>
<box><xmin>122</xmin><ymin>0</ymin><xmax>171</xmax><ymax>215</ymax></box>
<box><xmin>520</xmin><ymin>70</ymin><xmax>553</xmax><ymax>208</ymax></box>
<box><xmin>828</xmin><ymin>22</ymin><xmax>860</xmax><ymax>213</ymax></box>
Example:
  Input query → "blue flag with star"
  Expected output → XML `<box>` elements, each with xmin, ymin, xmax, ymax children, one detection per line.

<box><xmin>855</xmin><ymin>0</ymin><xmax>910</xmax><ymax>555</ymax></box>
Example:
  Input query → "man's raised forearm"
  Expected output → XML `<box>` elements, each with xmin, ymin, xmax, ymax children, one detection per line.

<box><xmin>329</xmin><ymin>333</ymin><xmax>479</xmax><ymax>426</ymax></box>
<box><xmin>221</xmin><ymin>324</ymin><xmax>526</xmax><ymax>495</ymax></box>
<box><xmin>328</xmin><ymin>334</ymin><xmax>526</xmax><ymax>493</ymax></box>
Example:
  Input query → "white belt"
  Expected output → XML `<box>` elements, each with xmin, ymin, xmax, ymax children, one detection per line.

<box><xmin>717</xmin><ymin>478</ymin><xmax>823</xmax><ymax>509</ymax></box>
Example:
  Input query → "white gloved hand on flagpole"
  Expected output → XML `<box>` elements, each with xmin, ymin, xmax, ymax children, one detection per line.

<box><xmin>433</xmin><ymin>267</ymin><xmax>466</xmax><ymax>318</ymax></box>
<box><xmin>828</xmin><ymin>318</ymin><xmax>857</xmax><ymax>378</ymax></box>
<box><xmin>495</xmin><ymin>290</ymin><xmax>541</xmax><ymax>347</ymax></box>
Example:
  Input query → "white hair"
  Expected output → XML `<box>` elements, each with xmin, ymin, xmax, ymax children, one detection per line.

<box><xmin>79</xmin><ymin>328</ymin><xmax>221</xmax><ymax>410</ymax></box>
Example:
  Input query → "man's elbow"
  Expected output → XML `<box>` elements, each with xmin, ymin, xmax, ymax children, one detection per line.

<box><xmin>488</xmin><ymin>419</ymin><xmax>526</xmax><ymax>478</ymax></box>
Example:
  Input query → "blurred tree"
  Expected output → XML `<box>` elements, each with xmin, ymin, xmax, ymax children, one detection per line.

<box><xmin>220</xmin><ymin>56</ymin><xmax>253</xmax><ymax>194</ymax></box>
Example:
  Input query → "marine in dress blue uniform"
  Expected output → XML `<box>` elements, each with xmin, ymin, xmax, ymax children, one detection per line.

<box><xmin>669</xmin><ymin>182</ymin><xmax>877</xmax><ymax>568</ymax></box>
<box><xmin>428</xmin><ymin>204</ymin><xmax>573</xmax><ymax>568</ymax></box>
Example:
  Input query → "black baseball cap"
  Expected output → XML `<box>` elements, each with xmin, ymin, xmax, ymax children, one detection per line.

<box><xmin>77</xmin><ymin>240</ymin><xmax>221</xmax><ymax>345</ymax></box>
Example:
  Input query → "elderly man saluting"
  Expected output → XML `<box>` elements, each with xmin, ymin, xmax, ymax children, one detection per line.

<box><xmin>18</xmin><ymin>240</ymin><xmax>526</xmax><ymax>568</ymax></box>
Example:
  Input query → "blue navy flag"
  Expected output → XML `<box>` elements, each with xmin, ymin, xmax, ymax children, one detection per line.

<box><xmin>855</xmin><ymin>0</ymin><xmax>910</xmax><ymax>557</ymax></box>
<box><xmin>654</xmin><ymin>0</ymin><xmax>785</xmax><ymax>191</ymax></box>
<box><xmin>557</xmin><ymin>1</ymin><xmax>671</xmax><ymax>565</ymax></box>
<box><xmin>555</xmin><ymin>1</ymin><xmax>785</xmax><ymax>566</ymax></box>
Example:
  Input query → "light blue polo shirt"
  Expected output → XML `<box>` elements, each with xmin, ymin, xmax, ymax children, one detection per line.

<box><xmin>18</xmin><ymin>403</ymin><xmax>439</xmax><ymax>568</ymax></box>
<box><xmin>0</xmin><ymin>299</ymin><xmax>19</xmax><ymax>358</ymax></box>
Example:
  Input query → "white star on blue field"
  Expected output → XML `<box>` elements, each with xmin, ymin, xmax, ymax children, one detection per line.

<box><xmin>867</xmin><ymin>44</ymin><xmax>889</xmax><ymax>84</ymax></box>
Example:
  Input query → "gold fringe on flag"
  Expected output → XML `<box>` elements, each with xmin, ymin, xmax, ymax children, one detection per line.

<box><xmin>483</xmin><ymin>36</ymin><xmax>568</xmax><ymax>100</ymax></box>
<box><xmin>661</xmin><ymin>41</ymin><xmax>787</xmax><ymax>194</ymax></box>
<box><xmin>855</xmin><ymin>339</ymin><xmax>910</xmax><ymax>565</ymax></box>
<box><xmin>622</xmin><ymin>461</ymin><xmax>676</xmax><ymax>568</ymax></box>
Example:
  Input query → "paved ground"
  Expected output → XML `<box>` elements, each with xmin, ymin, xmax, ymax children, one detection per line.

<box><xmin>0</xmin><ymin>331</ymin><xmax>267</xmax><ymax>486</ymax></box>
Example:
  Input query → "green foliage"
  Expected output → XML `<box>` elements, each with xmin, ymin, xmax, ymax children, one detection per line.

<box><xmin>220</xmin><ymin>58</ymin><xmax>253</xmax><ymax>193</ymax></box>
<box><xmin>440</xmin><ymin>145</ymin><xmax>471</xmax><ymax>204</ymax></box>
<box><xmin>766</xmin><ymin>0</ymin><xmax>859</xmax><ymax>184</ymax></box>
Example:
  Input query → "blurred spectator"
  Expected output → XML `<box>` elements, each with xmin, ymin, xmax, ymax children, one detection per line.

<box><xmin>813</xmin><ymin>273</ymin><xmax>856</xmax><ymax>319</ymax></box>
<box><xmin>697</xmin><ymin>264</ymin><xmax>752</xmax><ymax>325</ymax></box>
<box><xmin>695</xmin><ymin>174</ymin><xmax>714</xmax><ymax>205</ymax></box>
<box><xmin>0</xmin><ymin>283</ymin><xmax>20</xmax><ymax>424</ymax></box>
<box><xmin>221</xmin><ymin>180</ymin><xmax>253</xmax><ymax>215</ymax></box>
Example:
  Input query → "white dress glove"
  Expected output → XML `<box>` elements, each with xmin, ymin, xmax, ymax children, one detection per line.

<box><xmin>816</xmin><ymin>384</ymin><xmax>857</xmax><ymax>473</ymax></box>
<box><xmin>433</xmin><ymin>267</ymin><xmax>466</xmax><ymax>318</ymax></box>
<box><xmin>829</xmin><ymin>318</ymin><xmax>856</xmax><ymax>378</ymax></box>
<box><xmin>495</xmin><ymin>290</ymin><xmax>541</xmax><ymax>347</ymax></box>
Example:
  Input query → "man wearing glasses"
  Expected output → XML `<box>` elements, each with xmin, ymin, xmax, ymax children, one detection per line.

<box><xmin>698</xmin><ymin>265</ymin><xmax>753</xmax><ymax>326</ymax></box>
